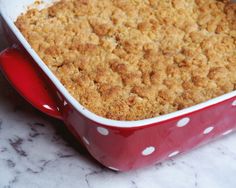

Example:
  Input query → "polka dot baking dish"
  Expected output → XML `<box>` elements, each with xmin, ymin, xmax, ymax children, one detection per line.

<box><xmin>0</xmin><ymin>0</ymin><xmax>236</xmax><ymax>171</ymax></box>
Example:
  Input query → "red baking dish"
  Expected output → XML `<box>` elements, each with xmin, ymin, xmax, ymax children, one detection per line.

<box><xmin>0</xmin><ymin>0</ymin><xmax>236</xmax><ymax>171</ymax></box>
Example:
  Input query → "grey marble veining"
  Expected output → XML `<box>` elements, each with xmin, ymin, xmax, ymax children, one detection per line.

<box><xmin>1</xmin><ymin>23</ymin><xmax>236</xmax><ymax>188</ymax></box>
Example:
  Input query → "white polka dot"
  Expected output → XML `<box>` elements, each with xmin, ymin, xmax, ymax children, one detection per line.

<box><xmin>222</xmin><ymin>129</ymin><xmax>233</xmax><ymax>136</ymax></box>
<box><xmin>203</xmin><ymin>126</ymin><xmax>214</xmax><ymax>134</ymax></box>
<box><xmin>57</xmin><ymin>92</ymin><xmax>63</xmax><ymax>101</ymax></box>
<box><xmin>177</xmin><ymin>117</ymin><xmax>190</xmax><ymax>127</ymax></box>
<box><xmin>168</xmin><ymin>151</ymin><xmax>180</xmax><ymax>158</ymax></box>
<box><xmin>64</xmin><ymin>100</ymin><xmax>68</xmax><ymax>106</ymax></box>
<box><xmin>232</xmin><ymin>100</ymin><xmax>236</xmax><ymax>106</ymax></box>
<box><xmin>108</xmin><ymin>166</ymin><xmax>119</xmax><ymax>171</ymax></box>
<box><xmin>82</xmin><ymin>137</ymin><xmax>90</xmax><ymax>145</ymax></box>
<box><xmin>142</xmin><ymin>146</ymin><xmax>156</xmax><ymax>156</ymax></box>
<box><xmin>97</xmin><ymin>127</ymin><xmax>109</xmax><ymax>136</ymax></box>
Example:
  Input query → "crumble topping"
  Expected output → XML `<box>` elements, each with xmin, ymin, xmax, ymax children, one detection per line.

<box><xmin>16</xmin><ymin>0</ymin><xmax>236</xmax><ymax>120</ymax></box>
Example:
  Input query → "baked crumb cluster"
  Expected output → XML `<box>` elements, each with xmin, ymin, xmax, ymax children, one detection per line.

<box><xmin>16</xmin><ymin>0</ymin><xmax>236</xmax><ymax>120</ymax></box>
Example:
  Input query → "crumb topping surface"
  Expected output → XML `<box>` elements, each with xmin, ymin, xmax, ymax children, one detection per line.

<box><xmin>16</xmin><ymin>0</ymin><xmax>236</xmax><ymax>120</ymax></box>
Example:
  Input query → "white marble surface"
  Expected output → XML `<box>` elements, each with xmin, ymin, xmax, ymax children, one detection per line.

<box><xmin>1</xmin><ymin>23</ymin><xmax>236</xmax><ymax>188</ymax></box>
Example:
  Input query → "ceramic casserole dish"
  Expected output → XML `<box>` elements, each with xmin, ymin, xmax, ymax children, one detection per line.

<box><xmin>0</xmin><ymin>0</ymin><xmax>236</xmax><ymax>171</ymax></box>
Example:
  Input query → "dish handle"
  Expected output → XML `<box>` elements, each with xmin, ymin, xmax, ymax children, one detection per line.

<box><xmin>0</xmin><ymin>47</ymin><xmax>63</xmax><ymax>120</ymax></box>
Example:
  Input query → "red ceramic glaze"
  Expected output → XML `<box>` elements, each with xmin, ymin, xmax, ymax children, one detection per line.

<box><xmin>0</xmin><ymin>13</ymin><xmax>236</xmax><ymax>171</ymax></box>
<box><xmin>0</xmin><ymin>48</ymin><xmax>62</xmax><ymax>120</ymax></box>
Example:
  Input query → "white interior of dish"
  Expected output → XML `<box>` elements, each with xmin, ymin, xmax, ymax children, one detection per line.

<box><xmin>0</xmin><ymin>0</ymin><xmax>236</xmax><ymax>128</ymax></box>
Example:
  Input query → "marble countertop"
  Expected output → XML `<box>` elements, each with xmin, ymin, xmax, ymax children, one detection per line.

<box><xmin>1</xmin><ymin>24</ymin><xmax>236</xmax><ymax>188</ymax></box>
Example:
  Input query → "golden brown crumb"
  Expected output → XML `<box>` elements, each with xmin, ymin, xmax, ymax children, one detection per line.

<box><xmin>15</xmin><ymin>0</ymin><xmax>236</xmax><ymax>120</ymax></box>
